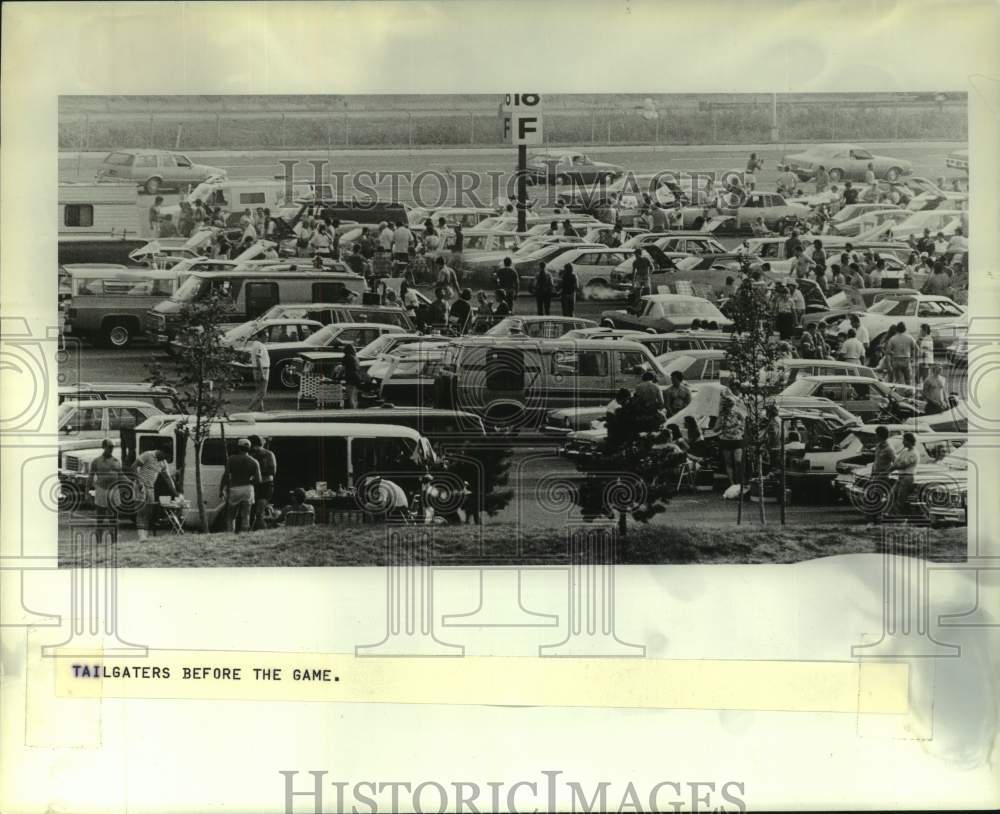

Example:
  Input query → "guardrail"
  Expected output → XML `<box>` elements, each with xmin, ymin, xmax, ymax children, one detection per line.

<box><xmin>59</xmin><ymin>102</ymin><xmax>968</xmax><ymax>152</ymax></box>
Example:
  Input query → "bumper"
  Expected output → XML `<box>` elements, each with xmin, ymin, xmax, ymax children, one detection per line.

<box><xmin>542</xmin><ymin>424</ymin><xmax>575</xmax><ymax>437</ymax></box>
<box><xmin>927</xmin><ymin>505</ymin><xmax>967</xmax><ymax>524</ymax></box>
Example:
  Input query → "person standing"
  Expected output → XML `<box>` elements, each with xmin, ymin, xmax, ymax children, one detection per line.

<box><xmin>246</xmin><ymin>338</ymin><xmax>271</xmax><ymax>412</ymax></box>
<box><xmin>664</xmin><ymin>370</ymin><xmax>692</xmax><ymax>416</ymax></box>
<box><xmin>88</xmin><ymin>439</ymin><xmax>123</xmax><ymax>526</ymax></box>
<box><xmin>784</xmin><ymin>229</ymin><xmax>802</xmax><ymax>260</ymax></box>
<box><xmin>864</xmin><ymin>163</ymin><xmax>876</xmax><ymax>186</ymax></box>
<box><xmin>534</xmin><ymin>263</ymin><xmax>553</xmax><ymax>316</ymax></box>
<box><xmin>559</xmin><ymin>263</ymin><xmax>579</xmax><ymax>317</ymax></box>
<box><xmin>885</xmin><ymin>321</ymin><xmax>917</xmax><ymax>385</ymax></box>
<box><xmin>917</xmin><ymin>323</ymin><xmax>935</xmax><ymax>383</ymax></box>
<box><xmin>813</xmin><ymin>165</ymin><xmax>829</xmax><ymax>194</ymax></box>
<box><xmin>219</xmin><ymin>438</ymin><xmax>261</xmax><ymax>533</ymax></box>
<box><xmin>450</xmin><ymin>289</ymin><xmax>473</xmax><ymax>334</ymax></box>
<box><xmin>922</xmin><ymin>363</ymin><xmax>949</xmax><ymax>414</ymax></box>
<box><xmin>869</xmin><ymin>425</ymin><xmax>896</xmax><ymax>521</ymax></box>
<box><xmin>889</xmin><ymin>432</ymin><xmax>919</xmax><ymax>517</ymax></box>
<box><xmin>561</xmin><ymin>219</ymin><xmax>578</xmax><ymax>238</ymax></box>
<box><xmin>842</xmin><ymin>181</ymin><xmax>859</xmax><ymax>205</ymax></box>
<box><xmin>788</xmin><ymin>281</ymin><xmax>806</xmax><ymax>328</ymax></box>
<box><xmin>148</xmin><ymin>195</ymin><xmax>164</xmax><ymax>238</ymax></box>
<box><xmin>450</xmin><ymin>223</ymin><xmax>464</xmax><ymax>277</ymax></box>
<box><xmin>649</xmin><ymin>205</ymin><xmax>669</xmax><ymax>232</ymax></box>
<box><xmin>716</xmin><ymin>391</ymin><xmax>746</xmax><ymax>488</ymax></box>
<box><xmin>494</xmin><ymin>257</ymin><xmax>519</xmax><ymax>314</ymax></box>
<box><xmin>839</xmin><ymin>329</ymin><xmax>865</xmax><ymax>365</ymax></box>
<box><xmin>248</xmin><ymin>434</ymin><xmax>276</xmax><ymax>531</ymax></box>
<box><xmin>435</xmin><ymin>256</ymin><xmax>460</xmax><ymax>299</ymax></box>
<box><xmin>132</xmin><ymin>447</ymin><xmax>176</xmax><ymax>541</ymax></box>
<box><xmin>773</xmin><ymin>284</ymin><xmax>795</xmax><ymax>340</ymax></box>
<box><xmin>341</xmin><ymin>343</ymin><xmax>364</xmax><ymax>408</ymax></box>
<box><xmin>391</xmin><ymin>219</ymin><xmax>412</xmax><ymax>271</ymax></box>
<box><xmin>745</xmin><ymin>152</ymin><xmax>764</xmax><ymax>190</ymax></box>
<box><xmin>631</xmin><ymin>247</ymin><xmax>653</xmax><ymax>296</ymax></box>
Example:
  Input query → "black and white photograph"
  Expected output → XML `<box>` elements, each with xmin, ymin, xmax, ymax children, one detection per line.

<box><xmin>56</xmin><ymin>91</ymin><xmax>972</xmax><ymax>566</ymax></box>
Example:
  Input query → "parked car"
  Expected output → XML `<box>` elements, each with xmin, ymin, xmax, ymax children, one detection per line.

<box><xmin>96</xmin><ymin>149</ymin><xmax>226</xmax><ymax>195</ymax></box>
<box><xmin>57</xmin><ymin>383</ymin><xmax>181</xmax><ymax>414</ymax></box>
<box><xmin>843</xmin><ymin>439</ymin><xmax>968</xmax><ymax>523</ymax></box>
<box><xmin>525</xmin><ymin>151</ymin><xmax>623</xmax><ymax>184</ymax></box>
<box><xmin>779</xmin><ymin>375</ymin><xmax>917</xmax><ymax>423</ymax></box>
<box><xmin>371</xmin><ymin>342</ymin><xmax>449</xmax><ymax>407</ymax></box>
<box><xmin>259</xmin><ymin>302</ymin><xmax>416</xmax><ymax>331</ymax></box>
<box><xmin>782</xmin><ymin>144</ymin><xmax>913</xmax><ymax>182</ymax></box>
<box><xmin>655</xmin><ymin>349</ymin><xmax>729</xmax><ymax>386</ymax></box>
<box><xmin>856</xmin><ymin>294</ymin><xmax>966</xmax><ymax>358</ymax></box>
<box><xmin>218</xmin><ymin>318</ymin><xmax>323</xmax><ymax>349</ymax></box>
<box><xmin>62</xmin><ymin>266</ymin><xmax>179</xmax><ymax>348</ymax></box>
<box><xmin>236</xmin><ymin>322</ymin><xmax>405</xmax><ymax>390</ymax></box>
<box><xmin>59</xmin><ymin>399</ymin><xmax>164</xmax><ymax>442</ymax></box>
<box><xmin>601</xmin><ymin>294</ymin><xmax>733</xmax><ymax>333</ymax></box>
<box><xmin>483</xmin><ymin>315</ymin><xmax>597</xmax><ymax>339</ymax></box>
<box><xmin>679</xmin><ymin>191</ymin><xmax>810</xmax><ymax>232</ymax></box>
<box><xmin>946</xmin><ymin>148</ymin><xmax>968</xmax><ymax>174</ymax></box>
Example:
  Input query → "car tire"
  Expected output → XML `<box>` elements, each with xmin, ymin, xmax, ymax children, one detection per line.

<box><xmin>884</xmin><ymin>167</ymin><xmax>901</xmax><ymax>182</ymax></box>
<box><xmin>144</xmin><ymin>177</ymin><xmax>162</xmax><ymax>195</ymax></box>
<box><xmin>275</xmin><ymin>360</ymin><xmax>300</xmax><ymax>391</ymax></box>
<box><xmin>102</xmin><ymin>320</ymin><xmax>133</xmax><ymax>348</ymax></box>
<box><xmin>828</xmin><ymin>168</ymin><xmax>843</xmax><ymax>182</ymax></box>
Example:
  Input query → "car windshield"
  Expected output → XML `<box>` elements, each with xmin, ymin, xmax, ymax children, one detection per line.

<box><xmin>868</xmin><ymin>298</ymin><xmax>916</xmax><ymax>316</ymax></box>
<box><xmin>781</xmin><ymin>378</ymin><xmax>818</xmax><ymax>397</ymax></box>
<box><xmin>827</xmin><ymin>291</ymin><xmax>850</xmax><ymax>309</ymax></box>
<box><xmin>645</xmin><ymin>299</ymin><xmax>722</xmax><ymax>318</ymax></box>
<box><xmin>836</xmin><ymin>430</ymin><xmax>878</xmax><ymax>451</ymax></box>
<box><xmin>170</xmin><ymin>275</ymin><xmax>206</xmax><ymax>302</ymax></box>
<box><xmin>358</xmin><ymin>334</ymin><xmax>399</xmax><ymax>359</ymax></box>
<box><xmin>658</xmin><ymin>354</ymin><xmax>696</xmax><ymax>374</ymax></box>
<box><xmin>303</xmin><ymin>325</ymin><xmax>340</xmax><ymax>347</ymax></box>
<box><xmin>223</xmin><ymin>322</ymin><xmax>257</xmax><ymax>343</ymax></box>
<box><xmin>57</xmin><ymin>403</ymin><xmax>75</xmax><ymax>427</ymax></box>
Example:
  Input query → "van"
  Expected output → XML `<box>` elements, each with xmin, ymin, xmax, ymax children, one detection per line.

<box><xmin>58</xmin><ymin>181</ymin><xmax>147</xmax><ymax>264</ymax></box>
<box><xmin>434</xmin><ymin>336</ymin><xmax>670</xmax><ymax>429</ymax></box>
<box><xmin>227</xmin><ymin>407</ymin><xmax>487</xmax><ymax>444</ymax></box>
<box><xmin>283</xmin><ymin>200</ymin><xmax>409</xmax><ymax>228</ymax></box>
<box><xmin>163</xmin><ymin>177</ymin><xmax>291</xmax><ymax>224</ymax></box>
<box><xmin>63</xmin><ymin>267</ymin><xmax>179</xmax><ymax>347</ymax></box>
<box><xmin>144</xmin><ymin>270</ymin><xmax>368</xmax><ymax>344</ymax></box>
<box><xmin>134</xmin><ymin>421</ymin><xmax>436</xmax><ymax>529</ymax></box>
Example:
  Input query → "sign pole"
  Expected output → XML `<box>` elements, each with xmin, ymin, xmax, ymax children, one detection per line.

<box><xmin>517</xmin><ymin>144</ymin><xmax>527</xmax><ymax>233</ymax></box>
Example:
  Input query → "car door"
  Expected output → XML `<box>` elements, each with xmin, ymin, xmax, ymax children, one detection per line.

<box><xmin>842</xmin><ymin>381</ymin><xmax>880</xmax><ymax>420</ymax></box>
<box><xmin>173</xmin><ymin>154</ymin><xmax>199</xmax><ymax>184</ymax></box>
<box><xmin>549</xmin><ymin>348</ymin><xmax>611</xmax><ymax>408</ymax></box>
<box><xmin>814</xmin><ymin>381</ymin><xmax>846</xmax><ymax>407</ymax></box>
<box><xmin>613</xmin><ymin>349</ymin><xmax>651</xmax><ymax>392</ymax></box>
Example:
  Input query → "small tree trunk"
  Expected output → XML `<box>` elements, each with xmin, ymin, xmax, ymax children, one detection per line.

<box><xmin>618</xmin><ymin>510</ymin><xmax>628</xmax><ymax>536</ymax></box>
<box><xmin>757</xmin><ymin>450</ymin><xmax>766</xmax><ymax>524</ymax></box>
<box><xmin>195</xmin><ymin>449</ymin><xmax>208</xmax><ymax>533</ymax></box>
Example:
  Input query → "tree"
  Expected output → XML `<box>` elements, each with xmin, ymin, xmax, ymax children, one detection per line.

<box><xmin>723</xmin><ymin>268</ymin><xmax>785</xmax><ymax>522</ymax></box>
<box><xmin>147</xmin><ymin>294</ymin><xmax>242</xmax><ymax>532</ymax></box>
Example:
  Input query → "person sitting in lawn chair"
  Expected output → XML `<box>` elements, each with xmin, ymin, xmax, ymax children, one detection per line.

<box><xmin>281</xmin><ymin>488</ymin><xmax>315</xmax><ymax>527</ymax></box>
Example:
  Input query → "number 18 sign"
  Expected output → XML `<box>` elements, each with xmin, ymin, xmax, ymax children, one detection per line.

<box><xmin>502</xmin><ymin>93</ymin><xmax>544</xmax><ymax>146</ymax></box>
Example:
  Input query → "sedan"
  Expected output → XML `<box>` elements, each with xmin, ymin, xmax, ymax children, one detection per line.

<box><xmin>236</xmin><ymin>322</ymin><xmax>405</xmax><ymax>390</ymax></box>
<box><xmin>525</xmin><ymin>151</ymin><xmax>623</xmax><ymax>185</ymax></box>
<box><xmin>679</xmin><ymin>191</ymin><xmax>810</xmax><ymax>232</ymax></box>
<box><xmin>779</xmin><ymin>375</ymin><xmax>912</xmax><ymax>423</ymax></box>
<box><xmin>601</xmin><ymin>294</ymin><xmax>733</xmax><ymax>333</ymax></box>
<box><xmin>781</xmin><ymin>143</ymin><xmax>913</xmax><ymax>182</ymax></box>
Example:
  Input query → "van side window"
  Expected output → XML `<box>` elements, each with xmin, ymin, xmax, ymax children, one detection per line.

<box><xmin>270</xmin><ymin>436</ymin><xmax>348</xmax><ymax>492</ymax></box>
<box><xmin>313</xmin><ymin>282</ymin><xmax>354</xmax><ymax>304</ymax></box>
<box><xmin>351</xmin><ymin>437</ymin><xmax>417</xmax><ymax>482</ymax></box>
<box><xmin>552</xmin><ymin>350</ymin><xmax>609</xmax><ymax>378</ymax></box>
<box><xmin>615</xmin><ymin>351</ymin><xmax>647</xmax><ymax>376</ymax></box>
<box><xmin>200</xmin><ymin>438</ymin><xmax>243</xmax><ymax>466</ymax></box>
<box><xmin>64</xmin><ymin>205</ymin><xmax>94</xmax><ymax>227</ymax></box>
<box><xmin>239</xmin><ymin>192</ymin><xmax>266</xmax><ymax>205</ymax></box>
<box><xmin>245</xmin><ymin>282</ymin><xmax>279</xmax><ymax>318</ymax></box>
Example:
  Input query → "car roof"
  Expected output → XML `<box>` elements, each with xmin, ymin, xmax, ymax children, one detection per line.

<box><xmin>105</xmin><ymin>148</ymin><xmax>187</xmax><ymax>156</ymax></box>
<box><xmin>66</xmin><ymin>268</ymin><xmax>178</xmax><ymax>280</ymax></box>
<box><xmin>321</xmin><ymin>322</ymin><xmax>404</xmax><ymax>331</ymax></box>
<box><xmin>188</xmin><ymin>270</ymin><xmax>360</xmax><ymax>279</ymax></box>
<box><xmin>60</xmin><ymin>383</ymin><xmax>174</xmax><ymax>392</ymax></box>
<box><xmin>641</xmin><ymin>293</ymin><xmax>713</xmax><ymax>303</ymax></box>
<box><xmin>798</xmin><ymin>375</ymin><xmax>883</xmax><ymax>384</ymax></box>
<box><xmin>200</xmin><ymin>422</ymin><xmax>423</xmax><ymax>439</ymax></box>
<box><xmin>781</xmin><ymin>359</ymin><xmax>867</xmax><ymax>368</ymax></box>
<box><xmin>61</xmin><ymin>399</ymin><xmax>158</xmax><ymax>408</ymax></box>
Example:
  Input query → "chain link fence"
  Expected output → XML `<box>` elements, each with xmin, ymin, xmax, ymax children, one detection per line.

<box><xmin>59</xmin><ymin>102</ymin><xmax>967</xmax><ymax>152</ymax></box>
